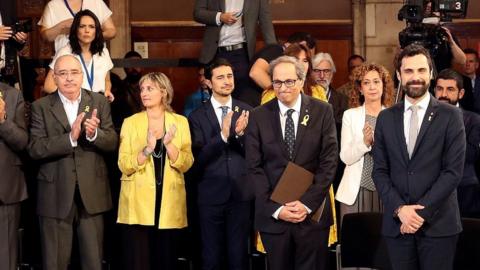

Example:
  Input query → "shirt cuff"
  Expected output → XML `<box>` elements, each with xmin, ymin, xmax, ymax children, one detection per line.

<box><xmin>69</xmin><ymin>133</ymin><xmax>78</xmax><ymax>147</ymax></box>
<box><xmin>216</xmin><ymin>12</ymin><xmax>221</xmax><ymax>26</ymax></box>
<box><xmin>86</xmin><ymin>129</ymin><xmax>98</xmax><ymax>142</ymax></box>
<box><xmin>305</xmin><ymin>205</ymin><xmax>312</xmax><ymax>214</ymax></box>
<box><xmin>220</xmin><ymin>131</ymin><xmax>228</xmax><ymax>143</ymax></box>
<box><xmin>272</xmin><ymin>206</ymin><xmax>284</xmax><ymax>220</ymax></box>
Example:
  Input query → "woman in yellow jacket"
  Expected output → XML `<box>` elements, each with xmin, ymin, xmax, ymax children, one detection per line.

<box><xmin>257</xmin><ymin>43</ymin><xmax>338</xmax><ymax>251</ymax></box>
<box><xmin>117</xmin><ymin>72</ymin><xmax>194</xmax><ymax>269</ymax></box>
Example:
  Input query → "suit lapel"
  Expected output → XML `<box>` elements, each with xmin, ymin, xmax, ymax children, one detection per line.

<box><xmin>268</xmin><ymin>100</ymin><xmax>289</xmax><ymax>159</ymax></box>
<box><xmin>411</xmin><ymin>97</ymin><xmax>438</xmax><ymax>158</ymax></box>
<box><xmin>393</xmin><ymin>103</ymin><xmax>409</xmax><ymax>163</ymax></box>
<box><xmin>49</xmin><ymin>92</ymin><xmax>71</xmax><ymax>132</ymax></box>
<box><xmin>220</xmin><ymin>0</ymin><xmax>225</xmax><ymax>12</ymax></box>
<box><xmin>205</xmin><ymin>102</ymin><xmax>221</xmax><ymax>133</ymax></box>
<box><xmin>77</xmin><ymin>89</ymin><xmax>92</xmax><ymax>118</ymax></box>
<box><xmin>293</xmin><ymin>94</ymin><xmax>310</xmax><ymax>161</ymax></box>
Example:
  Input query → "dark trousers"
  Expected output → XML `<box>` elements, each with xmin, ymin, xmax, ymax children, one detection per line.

<box><xmin>260</xmin><ymin>222</ymin><xmax>330</xmax><ymax>270</ymax></box>
<box><xmin>216</xmin><ymin>48</ymin><xmax>259</xmax><ymax>107</ymax></box>
<box><xmin>121</xmin><ymin>225</ymin><xmax>180</xmax><ymax>270</ymax></box>
<box><xmin>0</xmin><ymin>203</ymin><xmax>20</xmax><ymax>270</ymax></box>
<box><xmin>385</xmin><ymin>233</ymin><xmax>459</xmax><ymax>270</ymax></box>
<box><xmin>39</xmin><ymin>197</ymin><xmax>104</xmax><ymax>270</ymax></box>
<box><xmin>198</xmin><ymin>201</ymin><xmax>251</xmax><ymax>270</ymax></box>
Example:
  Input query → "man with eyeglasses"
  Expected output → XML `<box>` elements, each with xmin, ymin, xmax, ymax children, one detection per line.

<box><xmin>246</xmin><ymin>56</ymin><xmax>338</xmax><ymax>270</ymax></box>
<box><xmin>28</xmin><ymin>54</ymin><xmax>117</xmax><ymax>270</ymax></box>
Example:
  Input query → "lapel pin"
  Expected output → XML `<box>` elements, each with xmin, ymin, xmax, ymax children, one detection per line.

<box><xmin>301</xmin><ymin>115</ymin><xmax>310</xmax><ymax>126</ymax></box>
<box><xmin>234</xmin><ymin>106</ymin><xmax>239</xmax><ymax>113</ymax></box>
<box><xmin>84</xmin><ymin>106</ymin><xmax>90</xmax><ymax>113</ymax></box>
<box><xmin>428</xmin><ymin>112</ymin><xmax>434</xmax><ymax>121</ymax></box>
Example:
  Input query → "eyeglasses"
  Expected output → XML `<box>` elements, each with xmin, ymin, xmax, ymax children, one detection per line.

<box><xmin>54</xmin><ymin>70</ymin><xmax>82</xmax><ymax>79</ymax></box>
<box><xmin>313</xmin><ymin>69</ymin><xmax>332</xmax><ymax>75</ymax></box>
<box><xmin>272</xmin><ymin>79</ymin><xmax>298</xmax><ymax>89</ymax></box>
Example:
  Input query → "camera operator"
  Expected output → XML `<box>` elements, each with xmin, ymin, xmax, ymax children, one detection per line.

<box><xmin>0</xmin><ymin>1</ymin><xmax>28</xmax><ymax>86</ymax></box>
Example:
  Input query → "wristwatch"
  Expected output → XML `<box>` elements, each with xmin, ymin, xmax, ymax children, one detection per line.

<box><xmin>143</xmin><ymin>147</ymin><xmax>153</xmax><ymax>157</ymax></box>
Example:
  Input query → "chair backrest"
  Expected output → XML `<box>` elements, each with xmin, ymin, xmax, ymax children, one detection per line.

<box><xmin>341</xmin><ymin>212</ymin><xmax>391</xmax><ymax>270</ymax></box>
<box><xmin>454</xmin><ymin>218</ymin><xmax>480</xmax><ymax>269</ymax></box>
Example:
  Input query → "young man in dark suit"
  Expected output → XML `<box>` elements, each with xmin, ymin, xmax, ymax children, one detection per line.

<box><xmin>434</xmin><ymin>68</ymin><xmax>480</xmax><ymax>218</ymax></box>
<box><xmin>0</xmin><ymin>81</ymin><xmax>28</xmax><ymax>270</ymax></box>
<box><xmin>188</xmin><ymin>58</ymin><xmax>251</xmax><ymax>270</ymax></box>
<box><xmin>246</xmin><ymin>55</ymin><xmax>338</xmax><ymax>270</ymax></box>
<box><xmin>373</xmin><ymin>44</ymin><xmax>466</xmax><ymax>270</ymax></box>
<box><xmin>28</xmin><ymin>55</ymin><xmax>117</xmax><ymax>270</ymax></box>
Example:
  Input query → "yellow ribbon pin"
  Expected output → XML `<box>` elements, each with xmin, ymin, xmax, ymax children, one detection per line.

<box><xmin>301</xmin><ymin>115</ymin><xmax>310</xmax><ymax>126</ymax></box>
<box><xmin>84</xmin><ymin>106</ymin><xmax>90</xmax><ymax>113</ymax></box>
<box><xmin>234</xmin><ymin>106</ymin><xmax>239</xmax><ymax>112</ymax></box>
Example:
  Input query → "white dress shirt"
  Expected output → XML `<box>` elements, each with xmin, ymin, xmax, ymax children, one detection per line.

<box><xmin>403</xmin><ymin>93</ymin><xmax>430</xmax><ymax>146</ymax></box>
<box><xmin>215</xmin><ymin>0</ymin><xmax>246</xmax><ymax>47</ymax></box>
<box><xmin>273</xmin><ymin>95</ymin><xmax>311</xmax><ymax>219</ymax></box>
<box><xmin>472</xmin><ymin>75</ymin><xmax>476</xmax><ymax>90</ymax></box>
<box><xmin>210</xmin><ymin>95</ymin><xmax>232</xmax><ymax>142</ymax></box>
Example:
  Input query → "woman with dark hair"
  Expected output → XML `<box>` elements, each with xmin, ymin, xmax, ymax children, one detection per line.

<box><xmin>117</xmin><ymin>72</ymin><xmax>193</xmax><ymax>269</ymax></box>
<box><xmin>44</xmin><ymin>9</ymin><xmax>114</xmax><ymax>102</ymax></box>
<box><xmin>335</xmin><ymin>63</ymin><xmax>395</xmax><ymax>223</ymax></box>
<box><xmin>260</xmin><ymin>43</ymin><xmax>326</xmax><ymax>103</ymax></box>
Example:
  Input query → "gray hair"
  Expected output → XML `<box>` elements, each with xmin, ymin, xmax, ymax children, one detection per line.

<box><xmin>269</xmin><ymin>56</ymin><xmax>306</xmax><ymax>81</ymax></box>
<box><xmin>312</xmin><ymin>52</ymin><xmax>336</xmax><ymax>73</ymax></box>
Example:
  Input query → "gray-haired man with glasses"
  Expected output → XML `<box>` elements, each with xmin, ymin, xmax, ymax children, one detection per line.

<box><xmin>28</xmin><ymin>54</ymin><xmax>117</xmax><ymax>270</ymax></box>
<box><xmin>246</xmin><ymin>55</ymin><xmax>338</xmax><ymax>270</ymax></box>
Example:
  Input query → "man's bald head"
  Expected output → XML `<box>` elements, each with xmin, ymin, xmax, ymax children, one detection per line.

<box><xmin>53</xmin><ymin>54</ymin><xmax>84</xmax><ymax>99</ymax></box>
<box><xmin>54</xmin><ymin>54</ymin><xmax>82</xmax><ymax>72</ymax></box>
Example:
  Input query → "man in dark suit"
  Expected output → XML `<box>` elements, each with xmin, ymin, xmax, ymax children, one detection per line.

<box><xmin>434</xmin><ymin>68</ymin><xmax>480</xmax><ymax>218</ymax></box>
<box><xmin>246</xmin><ymin>56</ymin><xmax>338</xmax><ymax>270</ymax></box>
<box><xmin>189</xmin><ymin>58</ymin><xmax>252</xmax><ymax>270</ymax></box>
<box><xmin>0</xmin><ymin>0</ymin><xmax>28</xmax><ymax>86</ymax></box>
<box><xmin>193</xmin><ymin>0</ymin><xmax>276</xmax><ymax>106</ymax></box>
<box><xmin>28</xmin><ymin>55</ymin><xmax>117</xmax><ymax>270</ymax></box>
<box><xmin>464</xmin><ymin>48</ymin><xmax>480</xmax><ymax>113</ymax></box>
<box><xmin>0</xmin><ymin>82</ymin><xmax>28</xmax><ymax>270</ymax></box>
<box><xmin>373</xmin><ymin>45</ymin><xmax>466</xmax><ymax>270</ymax></box>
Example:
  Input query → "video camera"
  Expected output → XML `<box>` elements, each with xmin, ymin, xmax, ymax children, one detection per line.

<box><xmin>11</xmin><ymin>19</ymin><xmax>33</xmax><ymax>35</ymax></box>
<box><xmin>398</xmin><ymin>0</ymin><xmax>468</xmax><ymax>57</ymax></box>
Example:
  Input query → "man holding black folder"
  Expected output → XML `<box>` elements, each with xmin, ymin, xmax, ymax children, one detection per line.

<box><xmin>246</xmin><ymin>56</ymin><xmax>338</xmax><ymax>270</ymax></box>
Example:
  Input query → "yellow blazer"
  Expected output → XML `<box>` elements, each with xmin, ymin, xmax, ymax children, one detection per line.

<box><xmin>117</xmin><ymin>111</ymin><xmax>194</xmax><ymax>229</ymax></box>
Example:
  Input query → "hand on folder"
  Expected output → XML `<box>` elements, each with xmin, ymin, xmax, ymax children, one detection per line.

<box><xmin>278</xmin><ymin>200</ymin><xmax>308</xmax><ymax>223</ymax></box>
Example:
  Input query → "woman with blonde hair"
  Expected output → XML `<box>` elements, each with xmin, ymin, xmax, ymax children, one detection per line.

<box><xmin>336</xmin><ymin>63</ymin><xmax>395</xmax><ymax>222</ymax></box>
<box><xmin>117</xmin><ymin>72</ymin><xmax>193</xmax><ymax>269</ymax></box>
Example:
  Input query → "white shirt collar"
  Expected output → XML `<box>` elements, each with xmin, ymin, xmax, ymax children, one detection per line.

<box><xmin>278</xmin><ymin>94</ymin><xmax>302</xmax><ymax>116</ymax></box>
<box><xmin>58</xmin><ymin>90</ymin><xmax>82</xmax><ymax>105</ymax></box>
<box><xmin>210</xmin><ymin>95</ymin><xmax>232</xmax><ymax>110</ymax></box>
<box><xmin>404</xmin><ymin>92</ymin><xmax>430</xmax><ymax>112</ymax></box>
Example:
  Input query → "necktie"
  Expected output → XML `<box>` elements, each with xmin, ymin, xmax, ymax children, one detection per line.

<box><xmin>408</xmin><ymin>105</ymin><xmax>419</xmax><ymax>158</ymax></box>
<box><xmin>220</xmin><ymin>106</ymin><xmax>229</xmax><ymax>123</ymax></box>
<box><xmin>285</xmin><ymin>109</ymin><xmax>295</xmax><ymax>161</ymax></box>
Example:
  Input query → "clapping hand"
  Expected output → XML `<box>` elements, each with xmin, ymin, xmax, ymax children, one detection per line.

<box><xmin>70</xmin><ymin>112</ymin><xmax>85</xmax><ymax>141</ymax></box>
<box><xmin>84</xmin><ymin>109</ymin><xmax>100</xmax><ymax>139</ymax></box>
<box><xmin>163</xmin><ymin>124</ymin><xmax>177</xmax><ymax>146</ymax></box>
<box><xmin>235</xmin><ymin>110</ymin><xmax>249</xmax><ymax>136</ymax></box>
<box><xmin>363</xmin><ymin>122</ymin><xmax>374</xmax><ymax>147</ymax></box>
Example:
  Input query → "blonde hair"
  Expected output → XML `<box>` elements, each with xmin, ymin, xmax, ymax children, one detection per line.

<box><xmin>139</xmin><ymin>72</ymin><xmax>174</xmax><ymax>112</ymax></box>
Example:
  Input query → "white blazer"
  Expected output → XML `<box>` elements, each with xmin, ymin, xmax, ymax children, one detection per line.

<box><xmin>335</xmin><ymin>105</ymin><xmax>384</xmax><ymax>205</ymax></box>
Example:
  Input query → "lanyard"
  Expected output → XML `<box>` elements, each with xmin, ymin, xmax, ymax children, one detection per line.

<box><xmin>79</xmin><ymin>54</ymin><xmax>94</xmax><ymax>91</ymax></box>
<box><xmin>64</xmin><ymin>0</ymin><xmax>83</xmax><ymax>17</ymax></box>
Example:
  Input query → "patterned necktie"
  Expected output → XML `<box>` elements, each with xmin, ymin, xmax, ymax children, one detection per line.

<box><xmin>408</xmin><ymin>105</ymin><xmax>419</xmax><ymax>158</ymax></box>
<box><xmin>220</xmin><ymin>106</ymin><xmax>229</xmax><ymax>123</ymax></box>
<box><xmin>285</xmin><ymin>109</ymin><xmax>296</xmax><ymax>161</ymax></box>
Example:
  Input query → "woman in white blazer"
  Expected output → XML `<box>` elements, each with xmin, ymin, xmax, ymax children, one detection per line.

<box><xmin>335</xmin><ymin>63</ymin><xmax>395</xmax><ymax>224</ymax></box>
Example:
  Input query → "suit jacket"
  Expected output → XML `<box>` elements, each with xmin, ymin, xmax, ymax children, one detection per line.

<box><xmin>193</xmin><ymin>0</ymin><xmax>277</xmax><ymax>64</ymax></box>
<box><xmin>327</xmin><ymin>87</ymin><xmax>348</xmax><ymax>137</ymax></box>
<box><xmin>0</xmin><ymin>82</ymin><xmax>28</xmax><ymax>204</ymax></box>
<box><xmin>471</xmin><ymin>76</ymin><xmax>480</xmax><ymax>114</ymax></box>
<box><xmin>246</xmin><ymin>94</ymin><xmax>338</xmax><ymax>233</ymax></box>
<box><xmin>189</xmin><ymin>98</ymin><xmax>253</xmax><ymax>205</ymax></box>
<box><xmin>28</xmin><ymin>89</ymin><xmax>118</xmax><ymax>219</ymax></box>
<box><xmin>117</xmin><ymin>111</ymin><xmax>193</xmax><ymax>228</ymax></box>
<box><xmin>461</xmin><ymin>108</ymin><xmax>480</xmax><ymax>187</ymax></box>
<box><xmin>372</xmin><ymin>96</ymin><xmax>465</xmax><ymax>237</ymax></box>
<box><xmin>336</xmin><ymin>105</ymin><xmax>385</xmax><ymax>205</ymax></box>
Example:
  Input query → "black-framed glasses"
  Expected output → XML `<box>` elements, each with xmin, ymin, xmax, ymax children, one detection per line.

<box><xmin>54</xmin><ymin>70</ymin><xmax>82</xmax><ymax>79</ymax></box>
<box><xmin>272</xmin><ymin>79</ymin><xmax>298</xmax><ymax>89</ymax></box>
<box><xmin>312</xmin><ymin>69</ymin><xmax>332</xmax><ymax>75</ymax></box>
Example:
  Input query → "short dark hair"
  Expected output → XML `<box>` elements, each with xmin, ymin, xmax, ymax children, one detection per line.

<box><xmin>464</xmin><ymin>48</ymin><xmax>479</xmax><ymax>62</ymax></box>
<box><xmin>286</xmin><ymin>32</ymin><xmax>316</xmax><ymax>50</ymax></box>
<box><xmin>348</xmin><ymin>54</ymin><xmax>365</xmax><ymax>65</ymax></box>
<box><xmin>124</xmin><ymin>50</ymin><xmax>142</xmax><ymax>59</ymax></box>
<box><xmin>395</xmin><ymin>44</ymin><xmax>434</xmax><ymax>74</ymax></box>
<box><xmin>436</xmin><ymin>69</ymin><xmax>464</xmax><ymax>90</ymax></box>
<box><xmin>204</xmin><ymin>58</ymin><xmax>233</xmax><ymax>80</ymax></box>
<box><xmin>69</xmin><ymin>10</ymin><xmax>105</xmax><ymax>56</ymax></box>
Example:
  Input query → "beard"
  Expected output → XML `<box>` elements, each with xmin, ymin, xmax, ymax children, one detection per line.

<box><xmin>437</xmin><ymin>96</ymin><xmax>458</xmax><ymax>106</ymax></box>
<box><xmin>403</xmin><ymin>79</ymin><xmax>429</xmax><ymax>99</ymax></box>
